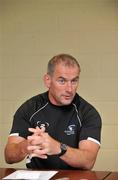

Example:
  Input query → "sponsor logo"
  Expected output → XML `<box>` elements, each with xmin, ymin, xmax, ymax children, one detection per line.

<box><xmin>64</xmin><ymin>124</ymin><xmax>76</xmax><ymax>135</ymax></box>
<box><xmin>36</xmin><ymin>121</ymin><xmax>49</xmax><ymax>128</ymax></box>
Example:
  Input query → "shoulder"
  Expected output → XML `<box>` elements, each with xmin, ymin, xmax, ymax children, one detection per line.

<box><xmin>74</xmin><ymin>94</ymin><xmax>102</xmax><ymax>124</ymax></box>
<box><xmin>14</xmin><ymin>91</ymin><xmax>48</xmax><ymax>116</ymax></box>
<box><xmin>74</xmin><ymin>93</ymin><xmax>99</xmax><ymax>113</ymax></box>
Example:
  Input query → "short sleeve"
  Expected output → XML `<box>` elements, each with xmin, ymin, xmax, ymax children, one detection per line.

<box><xmin>10</xmin><ymin>101</ymin><xmax>32</xmax><ymax>139</ymax></box>
<box><xmin>79</xmin><ymin>106</ymin><xmax>102</xmax><ymax>144</ymax></box>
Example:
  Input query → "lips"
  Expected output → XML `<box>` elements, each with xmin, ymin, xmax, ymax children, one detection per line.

<box><xmin>64</xmin><ymin>95</ymin><xmax>73</xmax><ymax>100</ymax></box>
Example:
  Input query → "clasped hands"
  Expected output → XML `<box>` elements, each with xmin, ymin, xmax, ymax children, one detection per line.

<box><xmin>27</xmin><ymin>126</ymin><xmax>60</xmax><ymax>159</ymax></box>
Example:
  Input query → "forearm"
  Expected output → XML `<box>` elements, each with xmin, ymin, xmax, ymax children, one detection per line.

<box><xmin>60</xmin><ymin>146</ymin><xmax>97</xmax><ymax>170</ymax></box>
<box><xmin>4</xmin><ymin>140</ymin><xmax>28</xmax><ymax>164</ymax></box>
<box><xmin>27</xmin><ymin>128</ymin><xmax>99</xmax><ymax>170</ymax></box>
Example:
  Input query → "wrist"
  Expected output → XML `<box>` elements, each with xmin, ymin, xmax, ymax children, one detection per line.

<box><xmin>58</xmin><ymin>143</ymin><xmax>67</xmax><ymax>157</ymax></box>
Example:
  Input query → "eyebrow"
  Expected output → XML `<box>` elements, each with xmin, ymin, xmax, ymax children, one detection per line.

<box><xmin>58</xmin><ymin>76</ymin><xmax>79</xmax><ymax>80</ymax></box>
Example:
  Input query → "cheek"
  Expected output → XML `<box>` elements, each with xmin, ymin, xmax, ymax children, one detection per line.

<box><xmin>50</xmin><ymin>83</ymin><xmax>64</xmax><ymax>93</ymax></box>
<box><xmin>51</xmin><ymin>84</ymin><xmax>60</xmax><ymax>91</ymax></box>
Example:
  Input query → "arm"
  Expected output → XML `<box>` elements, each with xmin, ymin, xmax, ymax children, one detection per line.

<box><xmin>4</xmin><ymin>136</ymin><xmax>29</xmax><ymax>164</ymax></box>
<box><xmin>4</xmin><ymin>127</ymin><xmax>46</xmax><ymax>164</ymax></box>
<box><xmin>27</xmin><ymin>127</ymin><xmax>100</xmax><ymax>170</ymax></box>
<box><xmin>60</xmin><ymin>140</ymin><xmax>100</xmax><ymax>170</ymax></box>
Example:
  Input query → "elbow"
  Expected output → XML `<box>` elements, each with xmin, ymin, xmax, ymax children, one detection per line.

<box><xmin>5</xmin><ymin>159</ymin><xmax>14</xmax><ymax>164</ymax></box>
<box><xmin>4</xmin><ymin>154</ymin><xmax>21</xmax><ymax>164</ymax></box>
<box><xmin>83</xmin><ymin>164</ymin><xmax>94</xmax><ymax>170</ymax></box>
<box><xmin>4</xmin><ymin>153</ymin><xmax>15</xmax><ymax>164</ymax></box>
<box><xmin>4</xmin><ymin>148</ymin><xmax>16</xmax><ymax>164</ymax></box>
<box><xmin>82</xmin><ymin>159</ymin><xmax>95</xmax><ymax>170</ymax></box>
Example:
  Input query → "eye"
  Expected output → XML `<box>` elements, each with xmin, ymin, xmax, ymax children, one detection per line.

<box><xmin>71</xmin><ymin>79</ymin><xmax>78</xmax><ymax>84</ymax></box>
<box><xmin>57</xmin><ymin>78</ymin><xmax>66</xmax><ymax>84</ymax></box>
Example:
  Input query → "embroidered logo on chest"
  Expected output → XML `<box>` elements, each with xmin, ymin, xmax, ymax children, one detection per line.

<box><xmin>36</xmin><ymin>121</ymin><xmax>49</xmax><ymax>128</ymax></box>
<box><xmin>64</xmin><ymin>125</ymin><xmax>76</xmax><ymax>135</ymax></box>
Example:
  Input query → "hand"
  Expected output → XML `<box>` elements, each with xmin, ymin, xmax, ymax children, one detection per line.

<box><xmin>27</xmin><ymin>126</ymin><xmax>47</xmax><ymax>158</ymax></box>
<box><xmin>27</xmin><ymin>127</ymin><xmax>60</xmax><ymax>159</ymax></box>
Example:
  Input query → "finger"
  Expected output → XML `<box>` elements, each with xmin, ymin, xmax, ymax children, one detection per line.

<box><xmin>31</xmin><ymin>149</ymin><xmax>48</xmax><ymax>159</ymax></box>
<box><xmin>27</xmin><ymin>135</ymin><xmax>43</xmax><ymax>144</ymax></box>
<box><xmin>31</xmin><ymin>153</ymin><xmax>47</xmax><ymax>159</ymax></box>
<box><xmin>36</xmin><ymin>126</ymin><xmax>46</xmax><ymax>133</ymax></box>
<box><xmin>28</xmin><ymin>128</ymin><xmax>38</xmax><ymax>134</ymax></box>
<box><xmin>27</xmin><ymin>145</ymin><xmax>41</xmax><ymax>151</ymax></box>
<box><xmin>27</xmin><ymin>140</ymin><xmax>41</xmax><ymax>147</ymax></box>
<box><xmin>28</xmin><ymin>126</ymin><xmax>45</xmax><ymax>136</ymax></box>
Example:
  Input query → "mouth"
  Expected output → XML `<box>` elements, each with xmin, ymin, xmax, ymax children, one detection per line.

<box><xmin>63</xmin><ymin>95</ymin><xmax>73</xmax><ymax>100</ymax></box>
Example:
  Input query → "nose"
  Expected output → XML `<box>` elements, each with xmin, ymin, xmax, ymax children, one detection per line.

<box><xmin>66</xmin><ymin>81</ymin><xmax>72</xmax><ymax>92</ymax></box>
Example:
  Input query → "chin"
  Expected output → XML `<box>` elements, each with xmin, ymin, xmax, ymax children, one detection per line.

<box><xmin>61</xmin><ymin>100</ymin><xmax>72</xmax><ymax>105</ymax></box>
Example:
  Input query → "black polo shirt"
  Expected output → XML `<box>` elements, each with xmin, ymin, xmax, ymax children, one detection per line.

<box><xmin>10</xmin><ymin>91</ymin><xmax>102</xmax><ymax>169</ymax></box>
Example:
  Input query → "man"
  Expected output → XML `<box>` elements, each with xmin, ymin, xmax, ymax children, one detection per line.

<box><xmin>4</xmin><ymin>54</ymin><xmax>102</xmax><ymax>170</ymax></box>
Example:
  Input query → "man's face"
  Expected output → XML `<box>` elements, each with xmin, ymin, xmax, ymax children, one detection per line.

<box><xmin>45</xmin><ymin>63</ymin><xmax>80</xmax><ymax>106</ymax></box>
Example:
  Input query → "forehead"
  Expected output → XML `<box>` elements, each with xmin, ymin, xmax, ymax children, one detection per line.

<box><xmin>53</xmin><ymin>63</ymin><xmax>80</xmax><ymax>78</ymax></box>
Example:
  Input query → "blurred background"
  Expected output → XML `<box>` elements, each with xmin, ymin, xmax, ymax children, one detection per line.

<box><xmin>0</xmin><ymin>0</ymin><xmax>118</xmax><ymax>171</ymax></box>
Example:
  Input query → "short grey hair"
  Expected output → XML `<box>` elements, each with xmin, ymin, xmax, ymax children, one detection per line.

<box><xmin>47</xmin><ymin>54</ymin><xmax>81</xmax><ymax>75</ymax></box>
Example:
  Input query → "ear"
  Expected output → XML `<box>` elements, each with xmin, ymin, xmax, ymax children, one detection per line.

<box><xmin>43</xmin><ymin>74</ymin><xmax>51</xmax><ymax>88</ymax></box>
